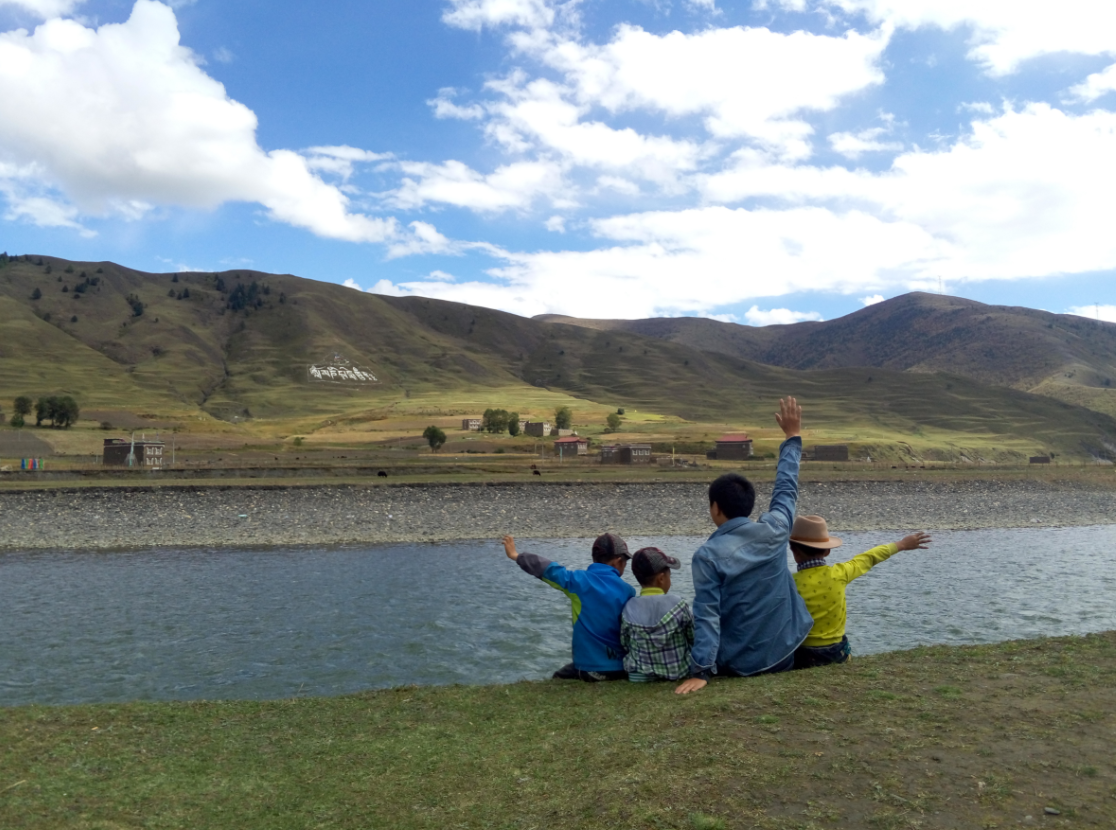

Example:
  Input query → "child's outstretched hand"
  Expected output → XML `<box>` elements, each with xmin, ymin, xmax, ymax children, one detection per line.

<box><xmin>896</xmin><ymin>531</ymin><xmax>932</xmax><ymax>551</ymax></box>
<box><xmin>775</xmin><ymin>396</ymin><xmax>802</xmax><ymax>439</ymax></box>
<box><xmin>502</xmin><ymin>535</ymin><xmax>519</xmax><ymax>561</ymax></box>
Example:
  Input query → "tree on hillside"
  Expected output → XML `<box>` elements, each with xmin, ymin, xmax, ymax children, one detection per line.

<box><xmin>126</xmin><ymin>293</ymin><xmax>144</xmax><ymax>317</ymax></box>
<box><xmin>555</xmin><ymin>406</ymin><xmax>572</xmax><ymax>430</ymax></box>
<box><xmin>507</xmin><ymin>412</ymin><xmax>520</xmax><ymax>437</ymax></box>
<box><xmin>13</xmin><ymin>396</ymin><xmax>32</xmax><ymax>418</ymax></box>
<box><xmin>9</xmin><ymin>413</ymin><xmax>23</xmax><ymax>428</ymax></box>
<box><xmin>606</xmin><ymin>412</ymin><xmax>622</xmax><ymax>432</ymax></box>
<box><xmin>423</xmin><ymin>425</ymin><xmax>447</xmax><ymax>452</ymax></box>
<box><xmin>33</xmin><ymin>396</ymin><xmax>79</xmax><ymax>428</ymax></box>
<box><xmin>55</xmin><ymin>396</ymin><xmax>79</xmax><ymax>428</ymax></box>
<box><xmin>30</xmin><ymin>287</ymin><xmax>41</xmax><ymax>300</ymax></box>
<box><xmin>482</xmin><ymin>408</ymin><xmax>510</xmax><ymax>434</ymax></box>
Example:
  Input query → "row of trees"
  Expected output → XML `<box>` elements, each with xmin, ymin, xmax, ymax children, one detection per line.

<box><xmin>5</xmin><ymin>395</ymin><xmax>80</xmax><ymax>428</ymax></box>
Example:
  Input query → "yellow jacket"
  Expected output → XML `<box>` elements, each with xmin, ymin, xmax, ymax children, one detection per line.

<box><xmin>792</xmin><ymin>543</ymin><xmax>898</xmax><ymax>647</ymax></box>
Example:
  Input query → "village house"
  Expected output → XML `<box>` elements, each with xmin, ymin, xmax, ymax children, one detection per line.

<box><xmin>713</xmin><ymin>433</ymin><xmax>754</xmax><ymax>461</ymax></box>
<box><xmin>600</xmin><ymin>443</ymin><xmax>652</xmax><ymax>464</ymax></box>
<box><xmin>461</xmin><ymin>418</ymin><xmax>481</xmax><ymax>431</ymax></box>
<box><xmin>812</xmin><ymin>445</ymin><xmax>850</xmax><ymax>462</ymax></box>
<box><xmin>554</xmin><ymin>435</ymin><xmax>589</xmax><ymax>457</ymax></box>
<box><xmin>524</xmin><ymin>421</ymin><xmax>552</xmax><ymax>437</ymax></box>
<box><xmin>103</xmin><ymin>438</ymin><xmax>165</xmax><ymax>468</ymax></box>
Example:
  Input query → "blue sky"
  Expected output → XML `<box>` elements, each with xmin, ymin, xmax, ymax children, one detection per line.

<box><xmin>1</xmin><ymin>0</ymin><xmax>1115</xmax><ymax>325</ymax></box>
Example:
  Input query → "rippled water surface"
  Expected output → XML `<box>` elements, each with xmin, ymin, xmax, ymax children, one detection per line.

<box><xmin>2</xmin><ymin>525</ymin><xmax>1115</xmax><ymax>705</ymax></box>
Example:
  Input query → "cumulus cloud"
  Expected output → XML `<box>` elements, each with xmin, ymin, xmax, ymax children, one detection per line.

<box><xmin>702</xmin><ymin>105</ymin><xmax>1116</xmax><ymax>284</ymax></box>
<box><xmin>1068</xmin><ymin>63</ymin><xmax>1116</xmax><ymax>103</ymax></box>
<box><xmin>517</xmin><ymin>24</ymin><xmax>888</xmax><ymax>160</ymax></box>
<box><xmin>779</xmin><ymin>0</ymin><xmax>1116</xmax><ymax>75</ymax></box>
<box><xmin>1066</xmin><ymin>305</ymin><xmax>1116</xmax><ymax>324</ymax></box>
<box><xmin>861</xmin><ymin>294</ymin><xmax>885</xmax><ymax>305</ymax></box>
<box><xmin>0</xmin><ymin>1</ymin><xmax>400</xmax><ymax>244</ymax></box>
<box><xmin>0</xmin><ymin>0</ymin><xmax>83</xmax><ymax>19</ymax></box>
<box><xmin>442</xmin><ymin>0</ymin><xmax>556</xmax><ymax>32</ymax></box>
<box><xmin>828</xmin><ymin>126</ymin><xmax>903</xmax><ymax>158</ymax></box>
<box><xmin>389</xmin><ymin>158</ymin><xmax>567</xmax><ymax>212</ymax></box>
<box><xmin>428</xmin><ymin>88</ymin><xmax>486</xmax><ymax>120</ymax></box>
<box><xmin>744</xmin><ymin>306</ymin><xmax>823</xmax><ymax>325</ymax></box>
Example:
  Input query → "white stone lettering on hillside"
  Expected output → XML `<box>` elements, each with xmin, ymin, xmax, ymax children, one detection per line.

<box><xmin>307</xmin><ymin>354</ymin><xmax>379</xmax><ymax>384</ymax></box>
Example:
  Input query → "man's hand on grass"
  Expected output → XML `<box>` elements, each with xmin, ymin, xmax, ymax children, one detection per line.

<box><xmin>674</xmin><ymin>678</ymin><xmax>707</xmax><ymax>695</ymax></box>
<box><xmin>502</xmin><ymin>535</ymin><xmax>519</xmax><ymax>561</ymax></box>
<box><xmin>897</xmin><ymin>531</ymin><xmax>932</xmax><ymax>551</ymax></box>
<box><xmin>775</xmin><ymin>396</ymin><xmax>802</xmax><ymax>439</ymax></box>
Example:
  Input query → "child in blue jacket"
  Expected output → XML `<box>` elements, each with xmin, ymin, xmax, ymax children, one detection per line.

<box><xmin>503</xmin><ymin>533</ymin><xmax>635</xmax><ymax>681</ymax></box>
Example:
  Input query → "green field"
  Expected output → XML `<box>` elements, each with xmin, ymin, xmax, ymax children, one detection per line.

<box><xmin>2</xmin><ymin>633</ymin><xmax>1114</xmax><ymax>829</ymax></box>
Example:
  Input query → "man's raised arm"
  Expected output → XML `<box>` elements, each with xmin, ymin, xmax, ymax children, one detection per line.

<box><xmin>767</xmin><ymin>396</ymin><xmax>803</xmax><ymax>529</ymax></box>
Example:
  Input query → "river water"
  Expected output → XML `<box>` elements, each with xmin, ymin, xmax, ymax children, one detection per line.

<box><xmin>2</xmin><ymin>525</ymin><xmax>1115</xmax><ymax>706</ymax></box>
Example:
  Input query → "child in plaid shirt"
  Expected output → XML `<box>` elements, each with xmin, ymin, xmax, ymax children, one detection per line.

<box><xmin>621</xmin><ymin>547</ymin><xmax>694</xmax><ymax>682</ymax></box>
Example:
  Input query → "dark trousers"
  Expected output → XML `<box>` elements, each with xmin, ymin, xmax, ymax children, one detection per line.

<box><xmin>552</xmin><ymin>663</ymin><xmax>628</xmax><ymax>682</ymax></box>
<box><xmin>718</xmin><ymin>651</ymin><xmax>796</xmax><ymax>678</ymax></box>
<box><xmin>794</xmin><ymin>636</ymin><xmax>852</xmax><ymax>670</ymax></box>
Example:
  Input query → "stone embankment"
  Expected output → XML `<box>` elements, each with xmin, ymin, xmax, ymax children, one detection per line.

<box><xmin>0</xmin><ymin>478</ymin><xmax>1114</xmax><ymax>551</ymax></box>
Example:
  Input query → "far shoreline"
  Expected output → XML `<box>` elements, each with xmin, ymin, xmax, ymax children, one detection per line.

<box><xmin>1</xmin><ymin>476</ymin><xmax>1114</xmax><ymax>552</ymax></box>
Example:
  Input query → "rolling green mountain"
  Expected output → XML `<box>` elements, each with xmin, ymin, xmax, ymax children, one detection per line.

<box><xmin>538</xmin><ymin>292</ymin><xmax>1116</xmax><ymax>392</ymax></box>
<box><xmin>1</xmin><ymin>254</ymin><xmax>1115</xmax><ymax>459</ymax></box>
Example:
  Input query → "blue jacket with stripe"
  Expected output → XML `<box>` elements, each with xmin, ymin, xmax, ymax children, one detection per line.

<box><xmin>517</xmin><ymin>555</ymin><xmax>636</xmax><ymax>672</ymax></box>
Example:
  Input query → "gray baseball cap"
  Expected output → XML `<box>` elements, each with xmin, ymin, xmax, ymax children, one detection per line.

<box><xmin>591</xmin><ymin>532</ymin><xmax>630</xmax><ymax>562</ymax></box>
<box><xmin>631</xmin><ymin>547</ymin><xmax>681</xmax><ymax>583</ymax></box>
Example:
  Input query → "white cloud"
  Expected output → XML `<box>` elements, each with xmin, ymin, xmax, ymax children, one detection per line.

<box><xmin>520</xmin><ymin>24</ymin><xmax>888</xmax><ymax>160</ymax></box>
<box><xmin>744</xmin><ymin>306</ymin><xmax>823</xmax><ymax>325</ymax></box>
<box><xmin>343</xmin><ymin>278</ymin><xmax>363</xmax><ymax>290</ymax></box>
<box><xmin>783</xmin><ymin>0</ymin><xmax>1116</xmax><ymax>75</ymax></box>
<box><xmin>1068</xmin><ymin>63</ymin><xmax>1116</xmax><ymax>103</ymax></box>
<box><xmin>0</xmin><ymin>1</ymin><xmax>400</xmax><ymax>244</ymax></box>
<box><xmin>428</xmin><ymin>88</ymin><xmax>486</xmax><ymax>120</ymax></box>
<box><xmin>389</xmin><ymin>158</ymin><xmax>567</xmax><ymax>212</ymax></box>
<box><xmin>702</xmin><ymin>105</ymin><xmax>1116</xmax><ymax>284</ymax></box>
<box><xmin>1066</xmin><ymin>305</ymin><xmax>1116</xmax><ymax>324</ymax></box>
<box><xmin>861</xmin><ymin>293</ymin><xmax>885</xmax><ymax>305</ymax></box>
<box><xmin>0</xmin><ymin>0</ymin><xmax>83</xmax><ymax>19</ymax></box>
<box><xmin>383</xmin><ymin>205</ymin><xmax>944</xmax><ymax>318</ymax></box>
<box><xmin>212</xmin><ymin>46</ymin><xmax>234</xmax><ymax>64</ymax></box>
<box><xmin>442</xmin><ymin>0</ymin><xmax>556</xmax><ymax>32</ymax></box>
<box><xmin>304</xmin><ymin>146</ymin><xmax>393</xmax><ymax>181</ymax></box>
<box><xmin>828</xmin><ymin>126</ymin><xmax>903</xmax><ymax>158</ymax></box>
<box><xmin>483</xmin><ymin>75</ymin><xmax>706</xmax><ymax>186</ymax></box>
<box><xmin>544</xmin><ymin>215</ymin><xmax>566</xmax><ymax>232</ymax></box>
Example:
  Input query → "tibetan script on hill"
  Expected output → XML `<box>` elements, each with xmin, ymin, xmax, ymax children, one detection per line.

<box><xmin>308</xmin><ymin>354</ymin><xmax>379</xmax><ymax>384</ymax></box>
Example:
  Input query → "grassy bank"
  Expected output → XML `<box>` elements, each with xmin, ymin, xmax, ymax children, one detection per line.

<box><xmin>2</xmin><ymin>634</ymin><xmax>1115</xmax><ymax>829</ymax></box>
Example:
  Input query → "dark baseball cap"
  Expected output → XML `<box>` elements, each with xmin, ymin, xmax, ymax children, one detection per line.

<box><xmin>631</xmin><ymin>547</ymin><xmax>681</xmax><ymax>583</ymax></box>
<box><xmin>591</xmin><ymin>532</ymin><xmax>630</xmax><ymax>562</ymax></box>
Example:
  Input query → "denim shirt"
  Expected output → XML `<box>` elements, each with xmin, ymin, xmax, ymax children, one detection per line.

<box><xmin>689</xmin><ymin>437</ymin><xmax>812</xmax><ymax>678</ymax></box>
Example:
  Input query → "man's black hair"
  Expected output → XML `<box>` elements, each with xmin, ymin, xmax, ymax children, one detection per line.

<box><xmin>708</xmin><ymin>473</ymin><xmax>756</xmax><ymax>520</ymax></box>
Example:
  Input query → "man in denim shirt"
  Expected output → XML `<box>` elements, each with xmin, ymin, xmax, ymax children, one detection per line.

<box><xmin>676</xmin><ymin>397</ymin><xmax>812</xmax><ymax>695</ymax></box>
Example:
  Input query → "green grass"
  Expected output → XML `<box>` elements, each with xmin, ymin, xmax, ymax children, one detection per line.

<box><xmin>3</xmin><ymin>633</ymin><xmax>1115</xmax><ymax>829</ymax></box>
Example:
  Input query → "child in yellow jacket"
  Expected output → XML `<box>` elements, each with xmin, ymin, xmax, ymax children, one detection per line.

<box><xmin>789</xmin><ymin>514</ymin><xmax>931</xmax><ymax>669</ymax></box>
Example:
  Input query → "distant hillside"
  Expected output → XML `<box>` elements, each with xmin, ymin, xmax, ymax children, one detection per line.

<box><xmin>538</xmin><ymin>293</ymin><xmax>1116</xmax><ymax>392</ymax></box>
<box><xmin>2</xmin><ymin>255</ymin><xmax>1115</xmax><ymax>459</ymax></box>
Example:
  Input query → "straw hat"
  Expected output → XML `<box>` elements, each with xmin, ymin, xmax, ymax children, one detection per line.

<box><xmin>789</xmin><ymin>515</ymin><xmax>843</xmax><ymax>549</ymax></box>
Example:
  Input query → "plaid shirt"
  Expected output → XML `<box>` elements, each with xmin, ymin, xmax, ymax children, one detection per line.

<box><xmin>620</xmin><ymin>590</ymin><xmax>695</xmax><ymax>681</ymax></box>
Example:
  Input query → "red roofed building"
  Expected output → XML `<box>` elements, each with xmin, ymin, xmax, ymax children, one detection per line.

<box><xmin>714</xmin><ymin>433</ymin><xmax>753</xmax><ymax>461</ymax></box>
<box><xmin>554</xmin><ymin>435</ymin><xmax>589</xmax><ymax>457</ymax></box>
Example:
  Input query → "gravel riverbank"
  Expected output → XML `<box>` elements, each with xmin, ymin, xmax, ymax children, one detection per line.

<box><xmin>1</xmin><ymin>478</ymin><xmax>1114</xmax><ymax>551</ymax></box>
